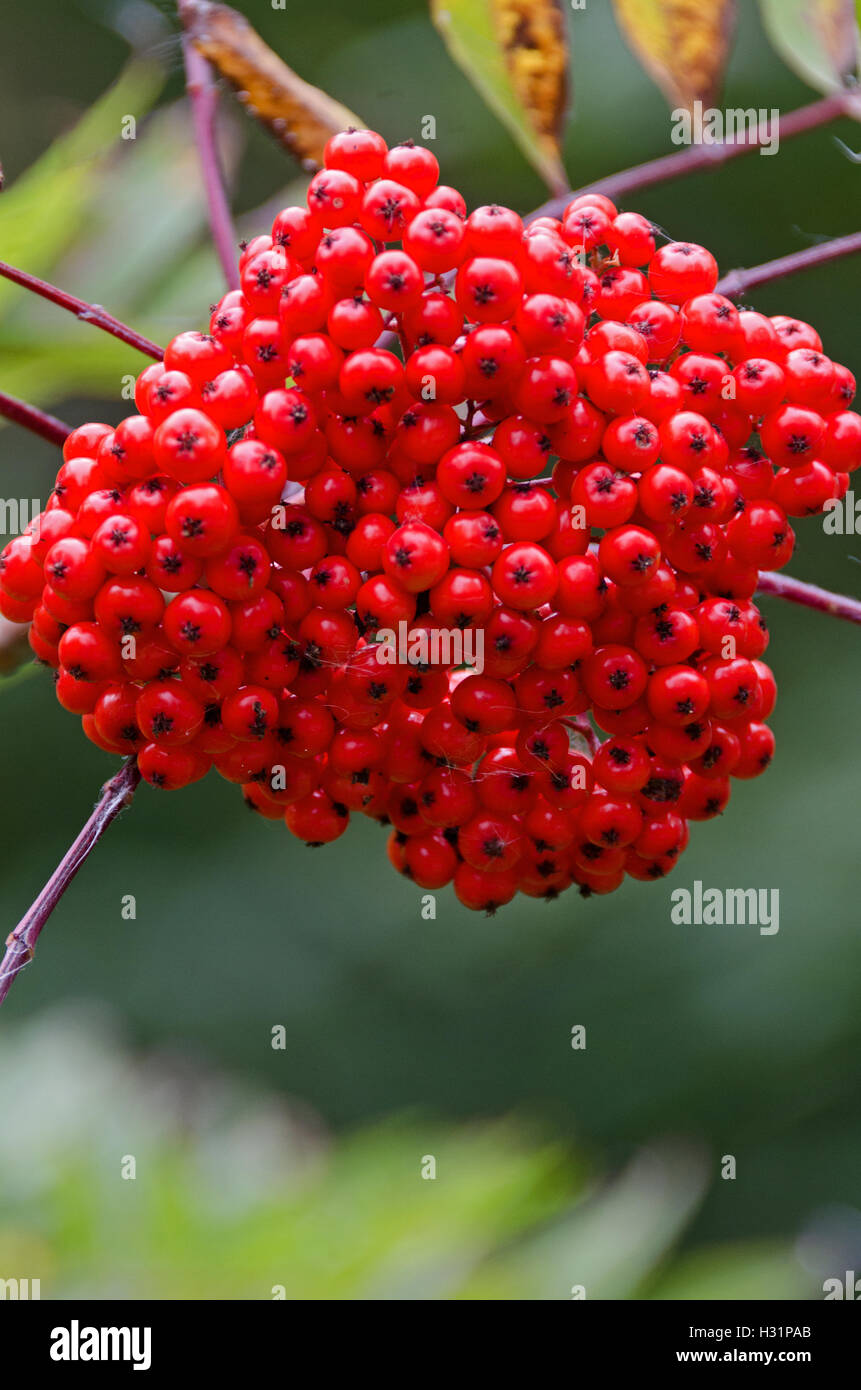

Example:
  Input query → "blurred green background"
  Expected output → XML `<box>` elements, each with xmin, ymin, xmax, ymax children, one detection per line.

<box><xmin>0</xmin><ymin>0</ymin><xmax>860</xmax><ymax>1298</ymax></box>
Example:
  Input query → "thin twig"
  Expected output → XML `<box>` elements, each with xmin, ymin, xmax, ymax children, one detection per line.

<box><xmin>527</xmin><ymin>92</ymin><xmax>860</xmax><ymax>221</ymax></box>
<box><xmin>0</xmin><ymin>758</ymin><xmax>141</xmax><ymax>1008</ymax></box>
<box><xmin>717</xmin><ymin>232</ymin><xmax>861</xmax><ymax>299</ymax></box>
<box><xmin>0</xmin><ymin>259</ymin><xmax>163</xmax><ymax>359</ymax></box>
<box><xmin>756</xmin><ymin>572</ymin><xmax>861</xmax><ymax>625</ymax></box>
<box><xmin>0</xmin><ymin>388</ymin><xmax>71</xmax><ymax>445</ymax></box>
<box><xmin>178</xmin><ymin>0</ymin><xmax>240</xmax><ymax>292</ymax></box>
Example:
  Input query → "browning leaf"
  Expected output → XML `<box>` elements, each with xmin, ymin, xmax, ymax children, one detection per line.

<box><xmin>183</xmin><ymin>1</ymin><xmax>364</xmax><ymax>170</ymax></box>
<box><xmin>612</xmin><ymin>0</ymin><xmax>737</xmax><ymax>112</ymax></box>
<box><xmin>490</xmin><ymin>0</ymin><xmax>569</xmax><ymax>154</ymax></box>
<box><xmin>430</xmin><ymin>0</ymin><xmax>570</xmax><ymax>195</ymax></box>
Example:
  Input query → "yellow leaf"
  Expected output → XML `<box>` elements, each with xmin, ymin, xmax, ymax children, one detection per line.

<box><xmin>490</xmin><ymin>1</ymin><xmax>569</xmax><ymax>154</ymax></box>
<box><xmin>612</xmin><ymin>0</ymin><xmax>737</xmax><ymax>112</ymax></box>
<box><xmin>431</xmin><ymin>0</ymin><xmax>570</xmax><ymax>194</ymax></box>
<box><xmin>184</xmin><ymin>1</ymin><xmax>364</xmax><ymax>171</ymax></box>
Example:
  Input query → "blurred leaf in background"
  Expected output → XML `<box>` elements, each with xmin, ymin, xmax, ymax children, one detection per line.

<box><xmin>0</xmin><ymin>1007</ymin><xmax>820</xmax><ymax>1299</ymax></box>
<box><xmin>757</xmin><ymin>0</ymin><xmax>859</xmax><ymax>94</ymax></box>
<box><xmin>0</xmin><ymin>62</ymin><xmax>164</xmax><ymax>288</ymax></box>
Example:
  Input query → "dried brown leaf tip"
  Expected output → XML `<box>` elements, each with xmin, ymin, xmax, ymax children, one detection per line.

<box><xmin>490</xmin><ymin>0</ymin><xmax>569</xmax><ymax>155</ymax></box>
<box><xmin>183</xmin><ymin>0</ymin><xmax>363</xmax><ymax>170</ymax></box>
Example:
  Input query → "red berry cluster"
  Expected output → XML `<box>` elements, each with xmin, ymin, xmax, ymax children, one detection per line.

<box><xmin>2</xmin><ymin>128</ymin><xmax>859</xmax><ymax>911</ymax></box>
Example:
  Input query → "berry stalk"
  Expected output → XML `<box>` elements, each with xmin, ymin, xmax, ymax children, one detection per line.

<box><xmin>0</xmin><ymin>260</ymin><xmax>163</xmax><ymax>359</ymax></box>
<box><xmin>0</xmin><ymin>388</ymin><xmax>71</xmax><ymax>445</ymax></box>
<box><xmin>716</xmin><ymin>232</ymin><xmax>861</xmax><ymax>299</ymax></box>
<box><xmin>756</xmin><ymin>572</ymin><xmax>861</xmax><ymax>625</ymax></box>
<box><xmin>178</xmin><ymin>0</ymin><xmax>241</xmax><ymax>293</ymax></box>
<box><xmin>529</xmin><ymin>92</ymin><xmax>861</xmax><ymax>220</ymax></box>
<box><xmin>0</xmin><ymin>758</ymin><xmax>140</xmax><ymax>1008</ymax></box>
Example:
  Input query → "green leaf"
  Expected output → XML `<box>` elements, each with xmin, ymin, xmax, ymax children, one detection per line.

<box><xmin>0</xmin><ymin>98</ymin><xmax>238</xmax><ymax>420</ymax></box>
<box><xmin>758</xmin><ymin>0</ymin><xmax>859</xmax><ymax>94</ymax></box>
<box><xmin>0</xmin><ymin>334</ymin><xmax>149</xmax><ymax>411</ymax></box>
<box><xmin>648</xmin><ymin>1241</ymin><xmax>816</xmax><ymax>1300</ymax></box>
<box><xmin>463</xmin><ymin>1143</ymin><xmax>708</xmax><ymax>1299</ymax></box>
<box><xmin>0</xmin><ymin>1010</ymin><xmax>815</xmax><ymax>1300</ymax></box>
<box><xmin>0</xmin><ymin>124</ymin><xmax>309</xmax><ymax>422</ymax></box>
<box><xmin>430</xmin><ymin>0</ymin><xmax>570</xmax><ymax>194</ymax></box>
<box><xmin>0</xmin><ymin>62</ymin><xmax>164</xmax><ymax>313</ymax></box>
<box><xmin>52</xmin><ymin>100</ymin><xmax>241</xmax><ymax>329</ymax></box>
<box><xmin>64</xmin><ymin>112</ymin><xmax>223</xmax><ymax>312</ymax></box>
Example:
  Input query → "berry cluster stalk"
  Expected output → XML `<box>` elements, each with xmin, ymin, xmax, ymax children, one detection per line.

<box><xmin>0</xmin><ymin>759</ymin><xmax>140</xmax><ymax>1008</ymax></box>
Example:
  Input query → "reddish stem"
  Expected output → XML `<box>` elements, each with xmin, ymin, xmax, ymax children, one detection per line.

<box><xmin>528</xmin><ymin>92</ymin><xmax>860</xmax><ymax>221</ymax></box>
<box><xmin>0</xmin><ymin>758</ymin><xmax>140</xmax><ymax>1008</ymax></box>
<box><xmin>717</xmin><ymin>232</ymin><xmax>861</xmax><ymax>298</ymax></box>
<box><xmin>756</xmin><ymin>572</ymin><xmax>861</xmax><ymax>625</ymax></box>
<box><xmin>178</xmin><ymin>1</ymin><xmax>240</xmax><ymax>292</ymax></box>
<box><xmin>0</xmin><ymin>259</ymin><xmax>163</xmax><ymax>359</ymax></box>
<box><xmin>0</xmin><ymin>388</ymin><xmax>71</xmax><ymax>445</ymax></box>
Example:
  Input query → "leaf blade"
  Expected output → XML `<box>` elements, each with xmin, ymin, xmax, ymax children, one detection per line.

<box><xmin>0</xmin><ymin>62</ymin><xmax>164</xmax><ymax>310</ymax></box>
<box><xmin>185</xmin><ymin>1</ymin><xmax>364</xmax><ymax>170</ymax></box>
<box><xmin>759</xmin><ymin>0</ymin><xmax>859</xmax><ymax>95</ymax></box>
<box><xmin>430</xmin><ymin>0</ymin><xmax>570</xmax><ymax>194</ymax></box>
<box><xmin>612</xmin><ymin>0</ymin><xmax>737</xmax><ymax>112</ymax></box>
